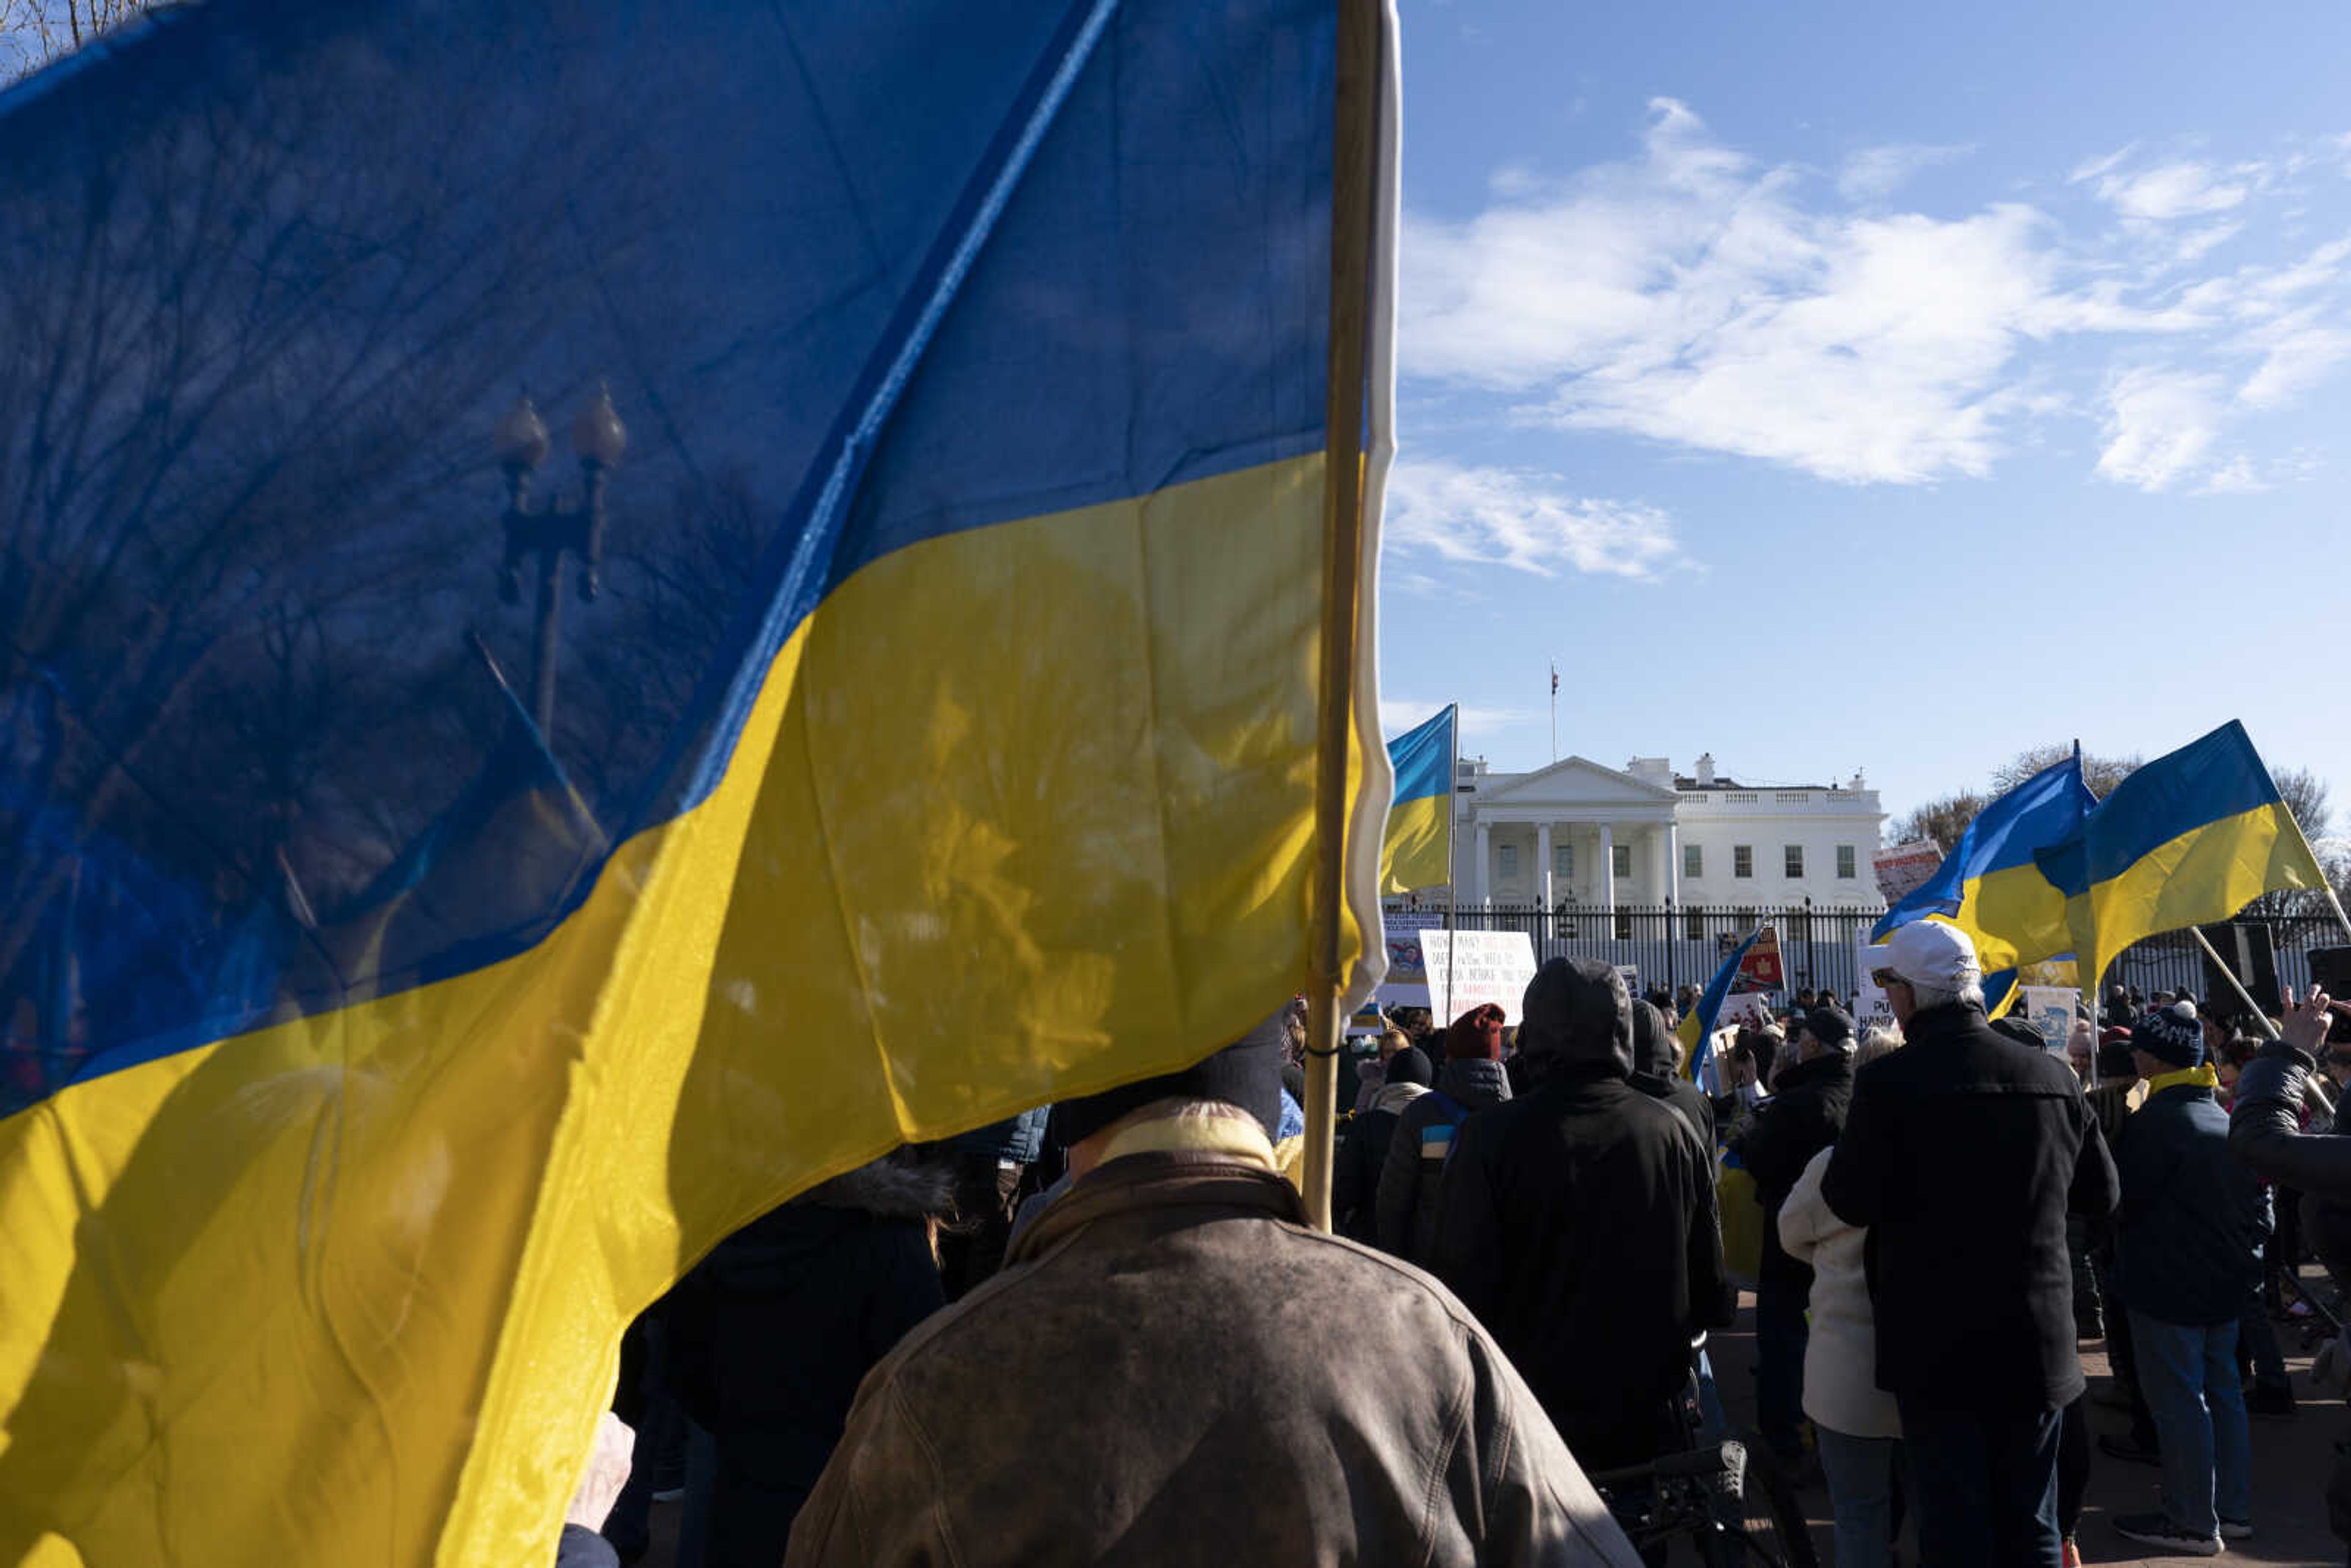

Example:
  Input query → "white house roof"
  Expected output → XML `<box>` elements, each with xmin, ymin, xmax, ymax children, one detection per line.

<box><xmin>1474</xmin><ymin>755</ymin><xmax>1681</xmax><ymax>806</ymax></box>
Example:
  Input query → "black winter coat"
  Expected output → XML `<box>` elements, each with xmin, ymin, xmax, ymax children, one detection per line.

<box><xmin>1431</xmin><ymin>1069</ymin><xmax>1734</xmax><ymax>1455</ymax></box>
<box><xmin>2232</xmin><ymin>1045</ymin><xmax>2351</xmax><ymax>1289</ymax></box>
<box><xmin>1821</xmin><ymin>1002</ymin><xmax>2117</xmax><ymax>1414</ymax></box>
<box><xmin>1733</xmin><ymin>1053</ymin><xmax>1853</xmax><ymax>1286</ymax></box>
<box><xmin>1378</xmin><ymin>1056</ymin><xmax>1511</xmax><ymax>1263</ymax></box>
<box><xmin>669</xmin><ymin>1158</ymin><xmax>948</xmax><ymax>1524</ymax></box>
<box><xmin>1333</xmin><ymin>1083</ymin><xmax>1423</xmax><ymax>1243</ymax></box>
<box><xmin>2114</xmin><ymin>1081</ymin><xmax>2267</xmax><ymax>1325</ymax></box>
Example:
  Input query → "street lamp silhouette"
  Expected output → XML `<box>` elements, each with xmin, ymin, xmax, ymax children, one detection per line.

<box><xmin>492</xmin><ymin>384</ymin><xmax>625</xmax><ymax>733</ymax></box>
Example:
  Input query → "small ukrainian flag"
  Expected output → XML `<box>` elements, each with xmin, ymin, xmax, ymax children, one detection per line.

<box><xmin>1381</xmin><ymin>705</ymin><xmax>1457</xmax><ymax>895</ymax></box>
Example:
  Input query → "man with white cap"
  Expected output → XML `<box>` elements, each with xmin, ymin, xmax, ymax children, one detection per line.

<box><xmin>1822</xmin><ymin>921</ymin><xmax>2118</xmax><ymax>1568</ymax></box>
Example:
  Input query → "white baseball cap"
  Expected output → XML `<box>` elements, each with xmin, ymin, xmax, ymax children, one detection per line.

<box><xmin>1873</xmin><ymin>921</ymin><xmax>1981</xmax><ymax>991</ymax></box>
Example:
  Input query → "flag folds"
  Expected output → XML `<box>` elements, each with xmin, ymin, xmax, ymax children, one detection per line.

<box><xmin>0</xmin><ymin>2</ymin><xmax>1397</xmax><ymax>1562</ymax></box>
<box><xmin>2034</xmin><ymin>721</ymin><xmax>2325</xmax><ymax>990</ymax></box>
<box><xmin>1380</xmin><ymin>705</ymin><xmax>1455</xmax><ymax>894</ymax></box>
<box><xmin>1870</xmin><ymin>752</ymin><xmax>2096</xmax><ymax>975</ymax></box>
<box><xmin>1678</xmin><ymin>928</ymin><xmax>1764</xmax><ymax>1085</ymax></box>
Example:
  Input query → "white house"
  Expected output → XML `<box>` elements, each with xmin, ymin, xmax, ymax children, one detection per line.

<box><xmin>1436</xmin><ymin>752</ymin><xmax>1886</xmax><ymax>911</ymax></box>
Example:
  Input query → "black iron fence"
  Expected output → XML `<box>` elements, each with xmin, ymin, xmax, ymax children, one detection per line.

<box><xmin>1379</xmin><ymin>901</ymin><xmax>2351</xmax><ymax>1008</ymax></box>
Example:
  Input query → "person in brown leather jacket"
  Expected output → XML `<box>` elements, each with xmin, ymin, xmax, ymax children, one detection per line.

<box><xmin>784</xmin><ymin>1013</ymin><xmax>1643</xmax><ymax>1568</ymax></box>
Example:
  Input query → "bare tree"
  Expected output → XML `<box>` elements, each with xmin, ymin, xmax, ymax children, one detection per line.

<box><xmin>0</xmin><ymin>0</ymin><xmax>157</xmax><ymax>82</ymax></box>
<box><xmin>1989</xmin><ymin>742</ymin><xmax>2141</xmax><ymax>800</ymax></box>
<box><xmin>1889</xmin><ymin>790</ymin><xmax>1986</xmax><ymax>852</ymax></box>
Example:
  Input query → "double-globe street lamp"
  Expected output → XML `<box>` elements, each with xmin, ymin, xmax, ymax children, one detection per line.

<box><xmin>491</xmin><ymin>384</ymin><xmax>626</xmax><ymax>734</ymax></box>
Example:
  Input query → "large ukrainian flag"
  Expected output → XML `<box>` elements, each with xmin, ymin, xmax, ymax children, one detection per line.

<box><xmin>2034</xmin><ymin>721</ymin><xmax>2326</xmax><ymax>990</ymax></box>
<box><xmin>1381</xmin><ymin>704</ymin><xmax>1455</xmax><ymax>893</ymax></box>
<box><xmin>1871</xmin><ymin>751</ymin><xmax>2096</xmax><ymax>974</ymax></box>
<box><xmin>0</xmin><ymin>2</ymin><xmax>1398</xmax><ymax>1564</ymax></box>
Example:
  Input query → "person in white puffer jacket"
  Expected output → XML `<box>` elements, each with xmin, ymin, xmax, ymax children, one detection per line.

<box><xmin>1780</xmin><ymin>1142</ymin><xmax>1903</xmax><ymax>1568</ymax></box>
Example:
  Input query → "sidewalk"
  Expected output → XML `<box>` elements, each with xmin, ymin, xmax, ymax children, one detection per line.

<box><xmin>1706</xmin><ymin>1278</ymin><xmax>2346</xmax><ymax>1566</ymax></box>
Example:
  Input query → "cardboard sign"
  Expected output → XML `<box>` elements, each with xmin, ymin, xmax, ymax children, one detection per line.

<box><xmin>1873</xmin><ymin>841</ymin><xmax>1944</xmax><ymax>906</ymax></box>
<box><xmin>1418</xmin><ymin>929</ymin><xmax>1540</xmax><ymax>1025</ymax></box>
<box><xmin>2020</xmin><ymin>986</ymin><xmax>2077</xmax><ymax>1054</ymax></box>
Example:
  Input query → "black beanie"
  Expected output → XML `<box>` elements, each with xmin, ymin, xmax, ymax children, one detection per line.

<box><xmin>1054</xmin><ymin>1012</ymin><xmax>1288</xmax><ymax>1146</ymax></box>
<box><xmin>2135</xmin><ymin>1002</ymin><xmax>2206</xmax><ymax>1069</ymax></box>
<box><xmin>1385</xmin><ymin>1044</ymin><xmax>1434</xmax><ymax>1089</ymax></box>
<box><xmin>1990</xmin><ymin>1016</ymin><xmax>2049</xmax><ymax>1054</ymax></box>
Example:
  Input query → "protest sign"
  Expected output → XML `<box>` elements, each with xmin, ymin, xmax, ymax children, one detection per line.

<box><xmin>1419</xmin><ymin>929</ymin><xmax>1539</xmax><ymax>1024</ymax></box>
<box><xmin>1735</xmin><ymin>925</ymin><xmax>1784</xmax><ymax>992</ymax></box>
<box><xmin>1853</xmin><ymin>936</ymin><xmax>1895</xmax><ymax>1032</ymax></box>
<box><xmin>1873</xmin><ymin>840</ymin><xmax>1944</xmax><ymax>905</ymax></box>
<box><xmin>1375</xmin><ymin>917</ymin><xmax>1431</xmax><ymax>1010</ymax></box>
<box><xmin>2020</xmin><ymin>986</ymin><xmax>2076</xmax><ymax>1054</ymax></box>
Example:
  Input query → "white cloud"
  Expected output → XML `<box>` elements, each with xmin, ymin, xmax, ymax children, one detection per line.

<box><xmin>1403</xmin><ymin>105</ymin><xmax>2351</xmax><ymax>494</ymax></box>
<box><xmin>2095</xmin><ymin>367</ymin><xmax>2225</xmax><ymax>490</ymax></box>
<box><xmin>1403</xmin><ymin>101</ymin><xmax>2154</xmax><ymax>484</ymax></box>
<box><xmin>2197</xmin><ymin>454</ymin><xmax>2267</xmax><ymax>494</ymax></box>
<box><xmin>1838</xmin><ymin>142</ymin><xmax>1973</xmax><ymax>202</ymax></box>
<box><xmin>1381</xmin><ymin>698</ymin><xmax>1535</xmax><ymax>742</ymax></box>
<box><xmin>2085</xmin><ymin>160</ymin><xmax>2252</xmax><ymax>221</ymax></box>
<box><xmin>1384</xmin><ymin>459</ymin><xmax>1685</xmax><ymax>579</ymax></box>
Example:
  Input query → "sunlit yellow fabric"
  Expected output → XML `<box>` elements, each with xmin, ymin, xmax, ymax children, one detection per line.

<box><xmin>1379</xmin><ymin>791</ymin><xmax>1450</xmax><ymax>895</ymax></box>
<box><xmin>2062</xmin><ymin>801</ymin><xmax>2324</xmax><ymax>988</ymax></box>
<box><xmin>0</xmin><ymin>454</ymin><xmax>1376</xmax><ymax>1566</ymax></box>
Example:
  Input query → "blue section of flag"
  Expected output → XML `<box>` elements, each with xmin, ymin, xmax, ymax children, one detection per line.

<box><xmin>1871</xmin><ymin>753</ymin><xmax>2098</xmax><ymax>940</ymax></box>
<box><xmin>2033</xmin><ymin>722</ymin><xmax>2282</xmax><ymax>898</ymax></box>
<box><xmin>1387</xmin><ymin>706</ymin><xmax>1456</xmax><ymax>807</ymax></box>
<box><xmin>1679</xmin><ymin>927</ymin><xmax>1763</xmax><ymax>1084</ymax></box>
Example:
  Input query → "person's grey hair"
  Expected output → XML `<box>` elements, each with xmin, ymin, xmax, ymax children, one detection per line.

<box><xmin>1854</xmin><ymin>1025</ymin><xmax>1903</xmax><ymax>1067</ymax></box>
<box><xmin>1905</xmin><ymin>974</ymin><xmax>1985</xmax><ymax>1012</ymax></box>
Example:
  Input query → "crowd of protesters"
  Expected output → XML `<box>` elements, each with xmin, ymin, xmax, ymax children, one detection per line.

<box><xmin>551</xmin><ymin>921</ymin><xmax>2351</xmax><ymax>1568</ymax></box>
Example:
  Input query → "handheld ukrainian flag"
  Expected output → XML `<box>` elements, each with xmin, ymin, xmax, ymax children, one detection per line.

<box><xmin>0</xmin><ymin>3</ymin><xmax>1399</xmax><ymax>1564</ymax></box>
<box><xmin>1871</xmin><ymin>750</ymin><xmax>2096</xmax><ymax>973</ymax></box>
<box><xmin>2034</xmin><ymin>721</ymin><xmax>2327</xmax><ymax>992</ymax></box>
<box><xmin>1679</xmin><ymin>927</ymin><xmax>1765</xmax><ymax>1086</ymax></box>
<box><xmin>1381</xmin><ymin>704</ymin><xmax>1457</xmax><ymax>894</ymax></box>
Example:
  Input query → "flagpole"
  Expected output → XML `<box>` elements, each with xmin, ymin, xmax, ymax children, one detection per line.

<box><xmin>1549</xmin><ymin>660</ymin><xmax>1558</xmax><ymax>764</ymax></box>
<box><xmin>2190</xmin><ymin>925</ymin><xmax>2281</xmax><ymax>1040</ymax></box>
<box><xmin>1300</xmin><ymin>0</ymin><xmax>1379</xmax><ymax>1234</ymax></box>
<box><xmin>1445</xmin><ymin>702</ymin><xmax>1460</xmax><ymax>1019</ymax></box>
<box><xmin>2072</xmin><ymin>740</ymin><xmax>2101</xmax><ymax>1079</ymax></box>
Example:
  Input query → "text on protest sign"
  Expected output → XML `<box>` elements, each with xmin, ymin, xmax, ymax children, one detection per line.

<box><xmin>1418</xmin><ymin>929</ymin><xmax>1539</xmax><ymax>1025</ymax></box>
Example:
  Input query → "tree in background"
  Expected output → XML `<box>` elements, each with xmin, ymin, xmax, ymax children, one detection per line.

<box><xmin>0</xmin><ymin>0</ymin><xmax>151</xmax><ymax>81</ymax></box>
<box><xmin>1889</xmin><ymin>743</ymin><xmax>2141</xmax><ymax>849</ymax></box>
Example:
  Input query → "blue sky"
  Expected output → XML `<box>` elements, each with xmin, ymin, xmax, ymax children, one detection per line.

<box><xmin>1381</xmin><ymin>0</ymin><xmax>2351</xmax><ymax>835</ymax></box>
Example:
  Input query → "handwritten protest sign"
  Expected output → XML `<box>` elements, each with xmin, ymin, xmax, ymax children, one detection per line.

<box><xmin>1419</xmin><ymin>929</ymin><xmax>1539</xmax><ymax>1025</ymax></box>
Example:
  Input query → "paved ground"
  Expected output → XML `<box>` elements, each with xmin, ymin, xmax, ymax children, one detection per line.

<box><xmin>1704</xmin><ymin>1278</ymin><xmax>2347</xmax><ymax>1567</ymax></box>
<box><xmin>628</xmin><ymin>1273</ymin><xmax>2348</xmax><ymax>1567</ymax></box>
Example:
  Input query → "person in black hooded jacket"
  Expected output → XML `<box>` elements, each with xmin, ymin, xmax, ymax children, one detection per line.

<box><xmin>1432</xmin><ymin>958</ymin><xmax>1734</xmax><ymax>1472</ymax></box>
<box><xmin>1629</xmin><ymin>999</ymin><xmax>1713</xmax><ymax>1150</ymax></box>
<box><xmin>666</xmin><ymin>1150</ymin><xmax>951</xmax><ymax>1567</ymax></box>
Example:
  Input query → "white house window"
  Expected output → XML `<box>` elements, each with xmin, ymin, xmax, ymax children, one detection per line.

<box><xmin>1683</xmin><ymin>842</ymin><xmax>1702</xmax><ymax>879</ymax></box>
<box><xmin>1498</xmin><ymin>843</ymin><xmax>1518</xmax><ymax>879</ymax></box>
<box><xmin>1612</xmin><ymin>844</ymin><xmax>1632</xmax><ymax>879</ymax></box>
<box><xmin>1734</xmin><ymin>845</ymin><xmax>1753</xmax><ymax>878</ymax></box>
<box><xmin>1837</xmin><ymin>844</ymin><xmax>1857</xmax><ymax>879</ymax></box>
<box><xmin>1554</xmin><ymin>842</ymin><xmax>1573</xmax><ymax>880</ymax></box>
<box><xmin>1784</xmin><ymin>845</ymin><xmax>1804</xmax><ymax>878</ymax></box>
<box><xmin>1684</xmin><ymin>910</ymin><xmax>1706</xmax><ymax>940</ymax></box>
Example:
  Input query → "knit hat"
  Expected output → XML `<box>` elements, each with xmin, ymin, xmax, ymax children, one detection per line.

<box><xmin>1445</xmin><ymin>1002</ymin><xmax>1507</xmax><ymax>1061</ymax></box>
<box><xmin>1054</xmin><ymin>1011</ymin><xmax>1288</xmax><ymax>1146</ymax></box>
<box><xmin>1385</xmin><ymin>1044</ymin><xmax>1434</xmax><ymax>1089</ymax></box>
<box><xmin>1804</xmin><ymin>1005</ymin><xmax>1856</xmax><ymax>1053</ymax></box>
<box><xmin>2134</xmin><ymin>1001</ymin><xmax>2205</xmax><ymax>1069</ymax></box>
<box><xmin>2096</xmin><ymin>1029</ymin><xmax>2137</xmax><ymax>1081</ymax></box>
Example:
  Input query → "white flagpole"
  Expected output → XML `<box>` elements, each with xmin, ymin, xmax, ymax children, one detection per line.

<box><xmin>1445</xmin><ymin>702</ymin><xmax>1460</xmax><ymax>1021</ymax></box>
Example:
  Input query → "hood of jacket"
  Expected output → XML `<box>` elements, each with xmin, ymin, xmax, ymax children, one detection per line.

<box><xmin>1370</xmin><ymin>1080</ymin><xmax>1429</xmax><ymax>1114</ymax></box>
<box><xmin>1436</xmin><ymin>1054</ymin><xmax>1513</xmax><ymax>1107</ymax></box>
